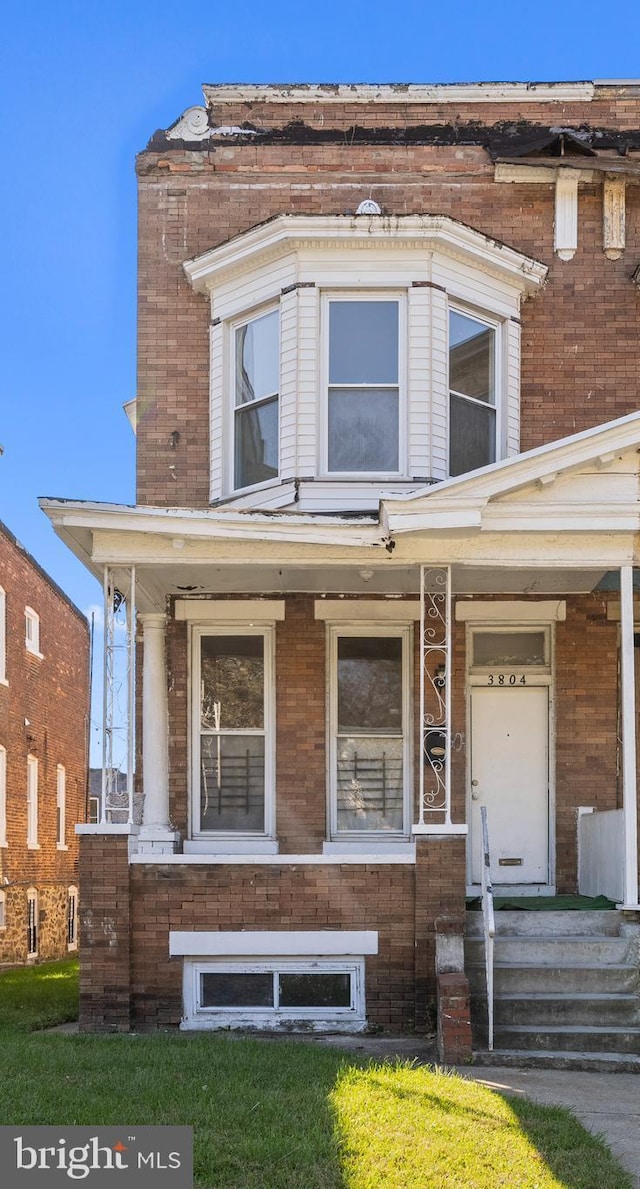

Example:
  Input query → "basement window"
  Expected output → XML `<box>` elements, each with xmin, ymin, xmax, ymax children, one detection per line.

<box><xmin>183</xmin><ymin>958</ymin><xmax>365</xmax><ymax>1030</ymax></box>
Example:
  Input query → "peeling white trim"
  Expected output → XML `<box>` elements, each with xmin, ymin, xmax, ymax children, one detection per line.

<box><xmin>201</xmin><ymin>82</ymin><xmax>595</xmax><ymax>105</ymax></box>
<box><xmin>170</xmin><ymin>930</ymin><xmax>379</xmax><ymax>956</ymax></box>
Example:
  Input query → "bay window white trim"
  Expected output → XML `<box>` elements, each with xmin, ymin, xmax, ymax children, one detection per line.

<box><xmin>327</xmin><ymin>623</ymin><xmax>412</xmax><ymax>842</ymax></box>
<box><xmin>190</xmin><ymin>624</ymin><xmax>276</xmax><ymax>844</ymax></box>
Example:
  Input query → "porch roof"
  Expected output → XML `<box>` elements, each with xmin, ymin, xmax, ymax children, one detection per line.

<box><xmin>40</xmin><ymin>410</ymin><xmax>640</xmax><ymax>610</ymax></box>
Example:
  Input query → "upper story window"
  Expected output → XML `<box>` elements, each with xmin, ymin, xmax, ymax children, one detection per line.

<box><xmin>27</xmin><ymin>755</ymin><xmax>38</xmax><ymax>848</ymax></box>
<box><xmin>326</xmin><ymin>298</ymin><xmax>400</xmax><ymax>475</ymax></box>
<box><xmin>56</xmin><ymin>764</ymin><xmax>67</xmax><ymax>849</ymax></box>
<box><xmin>234</xmin><ymin>309</ymin><xmax>279</xmax><ymax>491</ymax></box>
<box><xmin>449</xmin><ymin>309</ymin><xmax>497</xmax><ymax>477</ymax></box>
<box><xmin>184</xmin><ymin>214</ymin><xmax>547</xmax><ymax>510</ymax></box>
<box><xmin>25</xmin><ymin>607</ymin><xmax>41</xmax><ymax>657</ymax></box>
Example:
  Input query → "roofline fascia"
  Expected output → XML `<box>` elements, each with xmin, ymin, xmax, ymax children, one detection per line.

<box><xmin>202</xmin><ymin>82</ymin><xmax>596</xmax><ymax>105</ymax></box>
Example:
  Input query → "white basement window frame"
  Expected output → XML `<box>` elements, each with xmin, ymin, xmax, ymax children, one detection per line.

<box><xmin>321</xmin><ymin>292</ymin><xmax>407</xmax><ymax>479</ymax></box>
<box><xmin>25</xmin><ymin>607</ymin><xmax>42</xmax><ymax>657</ymax></box>
<box><xmin>182</xmin><ymin>957</ymin><xmax>366</xmax><ymax>1031</ymax></box>
<box><xmin>27</xmin><ymin>887</ymin><xmax>38</xmax><ymax>958</ymax></box>
<box><xmin>67</xmin><ymin>885</ymin><xmax>78</xmax><ymax>950</ymax></box>
<box><xmin>0</xmin><ymin>888</ymin><xmax>5</xmax><ymax>930</ymax></box>
<box><xmin>190</xmin><ymin>624</ymin><xmax>276</xmax><ymax>844</ymax></box>
<box><xmin>327</xmin><ymin>623</ymin><xmax>412</xmax><ymax>843</ymax></box>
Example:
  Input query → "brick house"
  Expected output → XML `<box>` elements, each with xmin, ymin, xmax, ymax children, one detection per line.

<box><xmin>43</xmin><ymin>81</ymin><xmax>640</xmax><ymax>1058</ymax></box>
<box><xmin>0</xmin><ymin>519</ymin><xmax>89</xmax><ymax>964</ymax></box>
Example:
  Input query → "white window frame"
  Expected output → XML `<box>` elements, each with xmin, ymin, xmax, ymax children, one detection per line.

<box><xmin>320</xmin><ymin>292</ymin><xmax>407</xmax><ymax>480</ymax></box>
<box><xmin>88</xmin><ymin>796</ymin><xmax>100</xmax><ymax>824</ymax></box>
<box><xmin>26</xmin><ymin>755</ymin><xmax>39</xmax><ymax>849</ymax></box>
<box><xmin>0</xmin><ymin>745</ymin><xmax>6</xmax><ymax>847</ymax></box>
<box><xmin>228</xmin><ymin>303</ymin><xmax>281</xmax><ymax>496</ymax></box>
<box><xmin>447</xmin><ymin>301</ymin><xmax>504</xmax><ymax>478</ymax></box>
<box><xmin>182</xmin><ymin>957</ymin><xmax>365</xmax><ymax>1031</ymax></box>
<box><xmin>0</xmin><ymin>889</ymin><xmax>5</xmax><ymax>930</ymax></box>
<box><xmin>327</xmin><ymin>623</ymin><xmax>412</xmax><ymax>843</ymax></box>
<box><xmin>67</xmin><ymin>885</ymin><xmax>78</xmax><ymax>951</ymax></box>
<box><xmin>27</xmin><ymin>887</ymin><xmax>38</xmax><ymax>958</ymax></box>
<box><xmin>0</xmin><ymin>587</ymin><xmax>7</xmax><ymax>684</ymax></box>
<box><xmin>190</xmin><ymin>624</ymin><xmax>276</xmax><ymax>843</ymax></box>
<box><xmin>56</xmin><ymin>764</ymin><xmax>67</xmax><ymax>850</ymax></box>
<box><xmin>24</xmin><ymin>607</ymin><xmax>42</xmax><ymax>658</ymax></box>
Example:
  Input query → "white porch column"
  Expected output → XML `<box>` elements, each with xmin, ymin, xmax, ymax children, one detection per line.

<box><xmin>138</xmin><ymin>613</ymin><xmax>179</xmax><ymax>854</ymax></box>
<box><xmin>619</xmin><ymin>566</ymin><xmax>639</xmax><ymax>907</ymax></box>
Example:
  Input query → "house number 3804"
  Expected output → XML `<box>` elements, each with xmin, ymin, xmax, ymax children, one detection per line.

<box><xmin>487</xmin><ymin>674</ymin><xmax>527</xmax><ymax>685</ymax></box>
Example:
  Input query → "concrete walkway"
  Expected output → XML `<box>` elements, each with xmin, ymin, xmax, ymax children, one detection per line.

<box><xmin>458</xmin><ymin>1067</ymin><xmax>640</xmax><ymax>1186</ymax></box>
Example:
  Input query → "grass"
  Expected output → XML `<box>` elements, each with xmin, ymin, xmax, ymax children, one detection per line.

<box><xmin>0</xmin><ymin>961</ymin><xmax>632</xmax><ymax>1188</ymax></box>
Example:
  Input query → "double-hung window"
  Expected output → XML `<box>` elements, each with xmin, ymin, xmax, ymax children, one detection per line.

<box><xmin>326</xmin><ymin>298</ymin><xmax>401</xmax><ymax>474</ymax></box>
<box><xmin>329</xmin><ymin>627</ymin><xmax>411</xmax><ymax>838</ymax></box>
<box><xmin>448</xmin><ymin>308</ymin><xmax>497</xmax><ymax>477</ymax></box>
<box><xmin>194</xmin><ymin>629</ymin><xmax>274</xmax><ymax>837</ymax></box>
<box><xmin>233</xmin><ymin>309</ymin><xmax>279</xmax><ymax>491</ymax></box>
<box><xmin>26</xmin><ymin>755</ymin><xmax>38</xmax><ymax>848</ymax></box>
<box><xmin>56</xmin><ymin>765</ymin><xmax>66</xmax><ymax>849</ymax></box>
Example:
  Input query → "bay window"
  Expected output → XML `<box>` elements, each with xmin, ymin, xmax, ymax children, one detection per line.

<box><xmin>326</xmin><ymin>298</ymin><xmax>401</xmax><ymax>474</ymax></box>
<box><xmin>329</xmin><ymin>627</ymin><xmax>411</xmax><ymax>837</ymax></box>
<box><xmin>234</xmin><ymin>308</ymin><xmax>279</xmax><ymax>491</ymax></box>
<box><xmin>194</xmin><ymin>628</ymin><xmax>274</xmax><ymax>837</ymax></box>
<box><xmin>449</xmin><ymin>308</ymin><xmax>497</xmax><ymax>477</ymax></box>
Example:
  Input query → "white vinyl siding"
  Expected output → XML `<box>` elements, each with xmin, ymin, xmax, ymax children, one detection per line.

<box><xmin>209</xmin><ymin>320</ymin><xmax>224</xmax><ymax>502</ymax></box>
<box><xmin>296</xmin><ymin>285</ymin><xmax>320</xmax><ymax>477</ymax></box>
<box><xmin>506</xmin><ymin>318</ymin><xmax>522</xmax><ymax>458</ymax></box>
<box><xmin>279</xmin><ymin>286</ymin><xmax>298</xmax><ymax>481</ymax></box>
<box><xmin>407</xmin><ymin>285</ymin><xmax>431</xmax><ymax>481</ymax></box>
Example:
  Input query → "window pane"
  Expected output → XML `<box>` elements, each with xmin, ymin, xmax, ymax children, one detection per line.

<box><xmin>336</xmin><ymin>736</ymin><xmax>403</xmax><ymax>832</ymax></box>
<box><xmin>200</xmin><ymin>734</ymin><xmax>265</xmax><ymax>831</ymax></box>
<box><xmin>235</xmin><ymin>397</ymin><xmax>278</xmax><ymax>489</ymax></box>
<box><xmin>201</xmin><ymin>972</ymin><xmax>274</xmax><ymax>1008</ymax></box>
<box><xmin>449</xmin><ymin>311</ymin><xmax>495</xmax><ymax>403</ymax></box>
<box><xmin>329</xmin><ymin>301</ymin><xmax>398</xmax><ymax>384</ymax></box>
<box><xmin>473</xmin><ymin>631</ymin><xmax>546</xmax><ymax>667</ymax></box>
<box><xmin>338</xmin><ymin>637</ymin><xmax>402</xmax><ymax>732</ymax></box>
<box><xmin>235</xmin><ymin>311</ymin><xmax>279</xmax><ymax>405</ymax></box>
<box><xmin>201</xmin><ymin>636</ymin><xmax>264</xmax><ymax>730</ymax></box>
<box><xmin>328</xmin><ymin>389</ymin><xmax>398</xmax><ymax>472</ymax></box>
<box><xmin>449</xmin><ymin>394</ymin><xmax>496</xmax><ymax>477</ymax></box>
<box><xmin>279</xmin><ymin>973</ymin><xmax>351</xmax><ymax>1008</ymax></box>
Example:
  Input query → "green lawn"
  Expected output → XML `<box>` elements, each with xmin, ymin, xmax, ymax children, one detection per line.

<box><xmin>0</xmin><ymin>961</ymin><xmax>631</xmax><ymax>1188</ymax></box>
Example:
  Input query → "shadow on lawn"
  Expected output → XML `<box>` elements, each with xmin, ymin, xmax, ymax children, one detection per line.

<box><xmin>329</xmin><ymin>1063</ymin><xmax>631</xmax><ymax>1189</ymax></box>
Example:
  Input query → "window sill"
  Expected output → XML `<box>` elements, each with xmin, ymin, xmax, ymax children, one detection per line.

<box><xmin>27</xmin><ymin>842</ymin><xmax>41</xmax><ymax>850</ymax></box>
<box><xmin>0</xmin><ymin>841</ymin><xmax>7</xmax><ymax>849</ymax></box>
<box><xmin>184</xmin><ymin>838</ymin><xmax>279</xmax><ymax>856</ymax></box>
<box><xmin>67</xmin><ymin>942</ymin><xmax>78</xmax><ymax>952</ymax></box>
<box><xmin>25</xmin><ymin>647</ymin><xmax>44</xmax><ymax>660</ymax></box>
<box><xmin>323</xmin><ymin>840</ymin><xmax>416</xmax><ymax>859</ymax></box>
<box><xmin>0</xmin><ymin>677</ymin><xmax>8</xmax><ymax>687</ymax></box>
<box><xmin>56</xmin><ymin>843</ymin><xmax>69</xmax><ymax>851</ymax></box>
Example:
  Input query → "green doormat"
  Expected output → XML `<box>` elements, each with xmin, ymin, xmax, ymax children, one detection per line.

<box><xmin>465</xmin><ymin>894</ymin><xmax>617</xmax><ymax>911</ymax></box>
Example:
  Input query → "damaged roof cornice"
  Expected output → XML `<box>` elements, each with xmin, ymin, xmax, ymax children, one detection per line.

<box><xmin>201</xmin><ymin>82</ymin><xmax>597</xmax><ymax>105</ymax></box>
<box><xmin>183</xmin><ymin>213</ymin><xmax>548</xmax><ymax>294</ymax></box>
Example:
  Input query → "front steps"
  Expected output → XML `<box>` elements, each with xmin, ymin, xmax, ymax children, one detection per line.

<box><xmin>465</xmin><ymin>909</ymin><xmax>640</xmax><ymax>1070</ymax></box>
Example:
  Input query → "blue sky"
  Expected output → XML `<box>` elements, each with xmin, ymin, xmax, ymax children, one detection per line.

<box><xmin>1</xmin><ymin>0</ymin><xmax>640</xmax><ymax>759</ymax></box>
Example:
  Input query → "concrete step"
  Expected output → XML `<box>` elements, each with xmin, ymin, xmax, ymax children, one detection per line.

<box><xmin>490</xmin><ymin>992</ymin><xmax>640</xmax><ymax>1028</ymax></box>
<box><xmin>465</xmin><ymin>910</ymin><xmax>621</xmax><ymax>938</ymax></box>
<box><xmin>466</xmin><ymin>961</ymin><xmax>639</xmax><ymax>995</ymax></box>
<box><xmin>465</xmin><ymin>935</ymin><xmax>631</xmax><ymax>966</ymax></box>
<box><xmin>470</xmin><ymin>1048</ymin><xmax>640</xmax><ymax>1073</ymax></box>
<box><xmin>492</xmin><ymin>1024</ymin><xmax>640</xmax><ymax>1054</ymax></box>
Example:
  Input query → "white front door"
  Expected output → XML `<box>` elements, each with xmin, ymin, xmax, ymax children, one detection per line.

<box><xmin>469</xmin><ymin>684</ymin><xmax>550</xmax><ymax>886</ymax></box>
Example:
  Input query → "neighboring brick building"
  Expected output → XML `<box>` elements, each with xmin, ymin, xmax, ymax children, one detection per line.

<box><xmin>0</xmin><ymin>520</ymin><xmax>89</xmax><ymax>964</ymax></box>
<box><xmin>44</xmin><ymin>82</ymin><xmax>640</xmax><ymax>1057</ymax></box>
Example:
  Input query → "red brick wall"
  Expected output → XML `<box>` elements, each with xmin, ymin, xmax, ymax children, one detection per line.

<box><xmin>0</xmin><ymin>524</ymin><xmax>90</xmax><ymax>963</ymax></box>
<box><xmin>135</xmin><ymin>94</ymin><xmax>640</xmax><ymax>508</ymax></box>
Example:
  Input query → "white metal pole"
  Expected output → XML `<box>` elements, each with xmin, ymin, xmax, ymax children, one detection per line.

<box><xmin>620</xmin><ymin>565</ymin><xmax>639</xmax><ymax>908</ymax></box>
